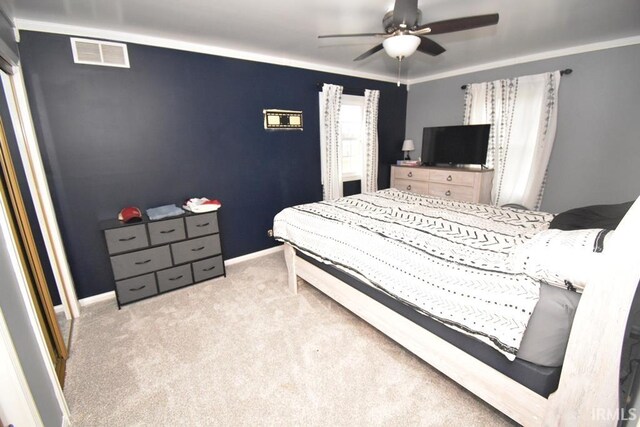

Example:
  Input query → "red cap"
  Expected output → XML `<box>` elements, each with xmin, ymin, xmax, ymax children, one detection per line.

<box><xmin>118</xmin><ymin>207</ymin><xmax>142</xmax><ymax>223</ymax></box>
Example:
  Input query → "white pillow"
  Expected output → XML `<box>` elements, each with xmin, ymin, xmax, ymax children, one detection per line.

<box><xmin>510</xmin><ymin>228</ymin><xmax>611</xmax><ymax>292</ymax></box>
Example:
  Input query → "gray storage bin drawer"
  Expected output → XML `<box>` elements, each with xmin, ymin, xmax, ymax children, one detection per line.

<box><xmin>116</xmin><ymin>274</ymin><xmax>157</xmax><ymax>304</ymax></box>
<box><xmin>157</xmin><ymin>264</ymin><xmax>193</xmax><ymax>293</ymax></box>
<box><xmin>171</xmin><ymin>234</ymin><xmax>221</xmax><ymax>265</ymax></box>
<box><xmin>104</xmin><ymin>224</ymin><xmax>148</xmax><ymax>254</ymax></box>
<box><xmin>110</xmin><ymin>246</ymin><xmax>172</xmax><ymax>280</ymax></box>
<box><xmin>186</xmin><ymin>212</ymin><xmax>219</xmax><ymax>238</ymax></box>
<box><xmin>192</xmin><ymin>256</ymin><xmax>224</xmax><ymax>282</ymax></box>
<box><xmin>148</xmin><ymin>218</ymin><xmax>186</xmax><ymax>246</ymax></box>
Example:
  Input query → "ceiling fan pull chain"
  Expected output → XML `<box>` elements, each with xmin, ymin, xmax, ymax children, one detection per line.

<box><xmin>397</xmin><ymin>57</ymin><xmax>402</xmax><ymax>87</ymax></box>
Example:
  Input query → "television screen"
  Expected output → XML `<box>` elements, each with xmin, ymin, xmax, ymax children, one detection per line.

<box><xmin>422</xmin><ymin>125</ymin><xmax>491</xmax><ymax>166</ymax></box>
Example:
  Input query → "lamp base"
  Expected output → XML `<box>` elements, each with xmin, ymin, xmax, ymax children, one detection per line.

<box><xmin>404</xmin><ymin>152</ymin><xmax>411</xmax><ymax>160</ymax></box>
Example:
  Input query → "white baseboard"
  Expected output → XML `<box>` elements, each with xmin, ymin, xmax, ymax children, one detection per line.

<box><xmin>79</xmin><ymin>290</ymin><xmax>116</xmax><ymax>307</ymax></box>
<box><xmin>224</xmin><ymin>245</ymin><xmax>283</xmax><ymax>266</ymax></box>
<box><xmin>76</xmin><ymin>245</ymin><xmax>284</xmax><ymax>307</ymax></box>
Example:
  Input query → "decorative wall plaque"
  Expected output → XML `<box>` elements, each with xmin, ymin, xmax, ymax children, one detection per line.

<box><xmin>263</xmin><ymin>109</ymin><xmax>303</xmax><ymax>131</ymax></box>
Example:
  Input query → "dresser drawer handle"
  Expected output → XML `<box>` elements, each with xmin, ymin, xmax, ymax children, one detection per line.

<box><xmin>160</xmin><ymin>229</ymin><xmax>176</xmax><ymax>234</ymax></box>
<box><xmin>118</xmin><ymin>236</ymin><xmax>137</xmax><ymax>242</ymax></box>
<box><xmin>135</xmin><ymin>259</ymin><xmax>151</xmax><ymax>265</ymax></box>
<box><xmin>445</xmin><ymin>190</ymin><xmax>452</xmax><ymax>196</ymax></box>
<box><xmin>129</xmin><ymin>285</ymin><xmax>147</xmax><ymax>292</ymax></box>
<box><xmin>196</xmin><ymin>222</ymin><xmax>210</xmax><ymax>228</ymax></box>
<box><xmin>191</xmin><ymin>246</ymin><xmax>205</xmax><ymax>252</ymax></box>
<box><xmin>447</xmin><ymin>175</ymin><xmax>452</xmax><ymax>181</ymax></box>
<box><xmin>407</xmin><ymin>172</ymin><xmax>413</xmax><ymax>177</ymax></box>
<box><xmin>406</xmin><ymin>185</ymin><xmax>411</xmax><ymax>191</ymax></box>
<box><xmin>169</xmin><ymin>275</ymin><xmax>184</xmax><ymax>281</ymax></box>
<box><xmin>203</xmin><ymin>265</ymin><xmax>217</xmax><ymax>272</ymax></box>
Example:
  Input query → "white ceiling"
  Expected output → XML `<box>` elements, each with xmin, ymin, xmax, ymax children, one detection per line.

<box><xmin>9</xmin><ymin>0</ymin><xmax>640</xmax><ymax>83</ymax></box>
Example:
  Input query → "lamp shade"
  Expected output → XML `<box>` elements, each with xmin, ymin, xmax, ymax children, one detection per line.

<box><xmin>383</xmin><ymin>35</ymin><xmax>421</xmax><ymax>59</ymax></box>
<box><xmin>401</xmin><ymin>139</ymin><xmax>415</xmax><ymax>151</ymax></box>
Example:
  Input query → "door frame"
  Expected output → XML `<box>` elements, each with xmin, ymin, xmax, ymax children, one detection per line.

<box><xmin>0</xmin><ymin>303</ymin><xmax>44</xmax><ymax>427</ymax></box>
<box><xmin>0</xmin><ymin>109</ymin><xmax>70</xmax><ymax>422</ymax></box>
<box><xmin>1</xmin><ymin>71</ymin><xmax>80</xmax><ymax>319</ymax></box>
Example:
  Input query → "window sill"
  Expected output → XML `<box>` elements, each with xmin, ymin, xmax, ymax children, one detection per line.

<box><xmin>342</xmin><ymin>174</ymin><xmax>362</xmax><ymax>183</ymax></box>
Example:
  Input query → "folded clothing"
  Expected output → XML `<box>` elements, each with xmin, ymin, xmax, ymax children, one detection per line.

<box><xmin>183</xmin><ymin>198</ymin><xmax>222</xmax><ymax>213</ymax></box>
<box><xmin>146</xmin><ymin>204</ymin><xmax>185</xmax><ymax>221</ymax></box>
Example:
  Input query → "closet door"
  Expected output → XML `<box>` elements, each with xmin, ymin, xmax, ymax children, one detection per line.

<box><xmin>0</xmin><ymin>116</ymin><xmax>67</xmax><ymax>384</ymax></box>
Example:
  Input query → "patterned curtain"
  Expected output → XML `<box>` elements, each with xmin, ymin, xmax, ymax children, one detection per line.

<box><xmin>361</xmin><ymin>89</ymin><xmax>380</xmax><ymax>193</ymax></box>
<box><xmin>463</xmin><ymin>71</ymin><xmax>561</xmax><ymax>210</ymax></box>
<box><xmin>319</xmin><ymin>84</ymin><xmax>344</xmax><ymax>200</ymax></box>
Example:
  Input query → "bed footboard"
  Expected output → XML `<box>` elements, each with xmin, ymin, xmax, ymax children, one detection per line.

<box><xmin>281</xmin><ymin>198</ymin><xmax>640</xmax><ymax>426</ymax></box>
<box><xmin>545</xmin><ymin>198</ymin><xmax>640</xmax><ymax>425</ymax></box>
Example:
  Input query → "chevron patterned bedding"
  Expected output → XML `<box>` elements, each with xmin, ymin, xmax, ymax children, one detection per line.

<box><xmin>273</xmin><ymin>189</ymin><xmax>604</xmax><ymax>360</ymax></box>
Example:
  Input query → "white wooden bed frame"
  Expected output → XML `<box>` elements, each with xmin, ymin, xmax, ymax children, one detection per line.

<box><xmin>282</xmin><ymin>197</ymin><xmax>640</xmax><ymax>426</ymax></box>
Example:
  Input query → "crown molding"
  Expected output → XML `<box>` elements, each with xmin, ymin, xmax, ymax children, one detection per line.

<box><xmin>406</xmin><ymin>35</ymin><xmax>640</xmax><ymax>85</ymax></box>
<box><xmin>14</xmin><ymin>19</ymin><xmax>403</xmax><ymax>85</ymax></box>
<box><xmin>14</xmin><ymin>19</ymin><xmax>640</xmax><ymax>88</ymax></box>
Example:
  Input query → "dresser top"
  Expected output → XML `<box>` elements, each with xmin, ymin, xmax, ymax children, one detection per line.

<box><xmin>99</xmin><ymin>209</ymin><xmax>219</xmax><ymax>231</ymax></box>
<box><xmin>392</xmin><ymin>164</ymin><xmax>494</xmax><ymax>173</ymax></box>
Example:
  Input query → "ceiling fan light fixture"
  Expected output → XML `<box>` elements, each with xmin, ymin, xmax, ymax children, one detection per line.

<box><xmin>382</xmin><ymin>34</ymin><xmax>420</xmax><ymax>59</ymax></box>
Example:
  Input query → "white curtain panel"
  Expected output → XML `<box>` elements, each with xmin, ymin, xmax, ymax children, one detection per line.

<box><xmin>319</xmin><ymin>84</ymin><xmax>344</xmax><ymax>200</ymax></box>
<box><xmin>362</xmin><ymin>89</ymin><xmax>380</xmax><ymax>193</ymax></box>
<box><xmin>463</xmin><ymin>71</ymin><xmax>561</xmax><ymax>210</ymax></box>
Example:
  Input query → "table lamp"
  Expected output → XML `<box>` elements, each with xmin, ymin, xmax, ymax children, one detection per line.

<box><xmin>402</xmin><ymin>139</ymin><xmax>415</xmax><ymax>160</ymax></box>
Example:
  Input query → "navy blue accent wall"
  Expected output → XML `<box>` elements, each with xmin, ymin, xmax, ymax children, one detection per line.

<box><xmin>343</xmin><ymin>180</ymin><xmax>362</xmax><ymax>197</ymax></box>
<box><xmin>0</xmin><ymin>78</ymin><xmax>61</xmax><ymax>305</ymax></box>
<box><xmin>18</xmin><ymin>31</ymin><xmax>407</xmax><ymax>299</ymax></box>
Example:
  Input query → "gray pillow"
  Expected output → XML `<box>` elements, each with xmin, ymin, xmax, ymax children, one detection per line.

<box><xmin>517</xmin><ymin>284</ymin><xmax>581</xmax><ymax>367</ymax></box>
<box><xmin>549</xmin><ymin>201</ymin><xmax>633</xmax><ymax>230</ymax></box>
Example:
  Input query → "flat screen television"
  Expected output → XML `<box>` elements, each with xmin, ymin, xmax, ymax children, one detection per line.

<box><xmin>421</xmin><ymin>124</ymin><xmax>491</xmax><ymax>166</ymax></box>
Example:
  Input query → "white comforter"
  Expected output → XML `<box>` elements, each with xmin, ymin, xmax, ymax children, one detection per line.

<box><xmin>274</xmin><ymin>189</ymin><xmax>562</xmax><ymax>359</ymax></box>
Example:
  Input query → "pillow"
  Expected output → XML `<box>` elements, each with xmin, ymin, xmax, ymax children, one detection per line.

<box><xmin>549</xmin><ymin>201</ymin><xmax>633</xmax><ymax>230</ymax></box>
<box><xmin>510</xmin><ymin>228</ymin><xmax>611</xmax><ymax>292</ymax></box>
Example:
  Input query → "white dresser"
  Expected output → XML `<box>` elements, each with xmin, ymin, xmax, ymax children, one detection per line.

<box><xmin>390</xmin><ymin>165</ymin><xmax>494</xmax><ymax>204</ymax></box>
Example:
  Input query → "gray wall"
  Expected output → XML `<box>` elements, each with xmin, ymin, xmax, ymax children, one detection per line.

<box><xmin>405</xmin><ymin>44</ymin><xmax>640</xmax><ymax>213</ymax></box>
<box><xmin>1</xmin><ymin>79</ymin><xmax>63</xmax><ymax>425</ymax></box>
<box><xmin>0</xmin><ymin>225</ymin><xmax>63</xmax><ymax>426</ymax></box>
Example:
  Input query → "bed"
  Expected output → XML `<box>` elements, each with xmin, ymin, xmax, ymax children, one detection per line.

<box><xmin>273</xmin><ymin>189</ymin><xmax>640</xmax><ymax>425</ymax></box>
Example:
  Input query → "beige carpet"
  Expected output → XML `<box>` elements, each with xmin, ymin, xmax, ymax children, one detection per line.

<box><xmin>64</xmin><ymin>251</ymin><xmax>515</xmax><ymax>426</ymax></box>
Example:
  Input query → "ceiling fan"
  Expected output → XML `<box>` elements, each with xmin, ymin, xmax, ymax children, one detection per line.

<box><xmin>318</xmin><ymin>0</ymin><xmax>499</xmax><ymax>82</ymax></box>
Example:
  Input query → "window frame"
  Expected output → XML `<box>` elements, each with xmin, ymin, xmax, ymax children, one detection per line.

<box><xmin>318</xmin><ymin>93</ymin><xmax>365</xmax><ymax>183</ymax></box>
<box><xmin>340</xmin><ymin>94</ymin><xmax>365</xmax><ymax>182</ymax></box>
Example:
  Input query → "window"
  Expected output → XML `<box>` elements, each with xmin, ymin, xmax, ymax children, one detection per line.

<box><xmin>319</xmin><ymin>93</ymin><xmax>365</xmax><ymax>182</ymax></box>
<box><xmin>339</xmin><ymin>95</ymin><xmax>365</xmax><ymax>181</ymax></box>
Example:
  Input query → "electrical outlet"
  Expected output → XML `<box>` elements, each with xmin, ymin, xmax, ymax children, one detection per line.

<box><xmin>267</xmin><ymin>229</ymin><xmax>273</xmax><ymax>237</ymax></box>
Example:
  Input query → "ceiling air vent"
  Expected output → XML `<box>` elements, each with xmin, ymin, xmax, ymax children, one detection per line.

<box><xmin>70</xmin><ymin>37</ymin><xmax>130</xmax><ymax>68</ymax></box>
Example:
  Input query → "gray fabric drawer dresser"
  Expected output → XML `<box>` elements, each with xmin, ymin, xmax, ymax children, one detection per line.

<box><xmin>100</xmin><ymin>210</ymin><xmax>225</xmax><ymax>308</ymax></box>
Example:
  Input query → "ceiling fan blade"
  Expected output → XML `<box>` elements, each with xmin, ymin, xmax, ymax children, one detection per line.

<box><xmin>413</xmin><ymin>13</ymin><xmax>499</xmax><ymax>35</ymax></box>
<box><xmin>354</xmin><ymin>44</ymin><xmax>384</xmax><ymax>61</ymax></box>
<box><xmin>318</xmin><ymin>33</ymin><xmax>387</xmax><ymax>39</ymax></box>
<box><xmin>416</xmin><ymin>37</ymin><xmax>446</xmax><ymax>56</ymax></box>
<box><xmin>392</xmin><ymin>0</ymin><xmax>419</xmax><ymax>28</ymax></box>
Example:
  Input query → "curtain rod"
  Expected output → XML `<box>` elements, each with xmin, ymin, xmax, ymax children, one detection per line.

<box><xmin>316</xmin><ymin>83</ymin><xmax>364</xmax><ymax>96</ymax></box>
<box><xmin>460</xmin><ymin>68</ymin><xmax>573</xmax><ymax>90</ymax></box>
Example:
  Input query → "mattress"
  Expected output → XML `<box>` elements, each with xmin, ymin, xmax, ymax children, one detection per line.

<box><xmin>298</xmin><ymin>252</ymin><xmax>573</xmax><ymax>397</ymax></box>
<box><xmin>274</xmin><ymin>190</ymin><xmax>601</xmax><ymax>361</ymax></box>
<box><xmin>274</xmin><ymin>190</ymin><xmax>602</xmax><ymax>395</ymax></box>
